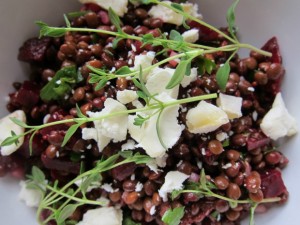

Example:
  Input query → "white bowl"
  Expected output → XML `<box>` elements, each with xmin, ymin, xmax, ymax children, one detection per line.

<box><xmin>0</xmin><ymin>0</ymin><xmax>299</xmax><ymax>224</ymax></box>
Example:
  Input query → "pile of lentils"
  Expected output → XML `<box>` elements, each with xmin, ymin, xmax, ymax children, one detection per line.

<box><xmin>0</xmin><ymin>1</ymin><xmax>289</xmax><ymax>225</ymax></box>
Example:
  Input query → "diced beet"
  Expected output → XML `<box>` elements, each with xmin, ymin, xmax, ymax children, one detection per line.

<box><xmin>133</xmin><ymin>41</ymin><xmax>144</xmax><ymax>54</ymax></box>
<box><xmin>169</xmin><ymin>51</ymin><xmax>180</xmax><ymax>67</ymax></box>
<box><xmin>41</xmin><ymin>153</ymin><xmax>80</xmax><ymax>174</ymax></box>
<box><xmin>247</xmin><ymin>137</ymin><xmax>270</xmax><ymax>151</ymax></box>
<box><xmin>18</xmin><ymin>37</ymin><xmax>52</xmax><ymax>63</ymax></box>
<box><xmin>98</xmin><ymin>10</ymin><xmax>110</xmax><ymax>25</ymax></box>
<box><xmin>111</xmin><ymin>162</ymin><xmax>136</xmax><ymax>181</ymax></box>
<box><xmin>13</xmin><ymin>81</ymin><xmax>40</xmax><ymax>108</ymax></box>
<box><xmin>17</xmin><ymin>133</ymin><xmax>46</xmax><ymax>158</ymax></box>
<box><xmin>40</xmin><ymin>110</ymin><xmax>68</xmax><ymax>137</ymax></box>
<box><xmin>261</xmin><ymin>37</ymin><xmax>282</xmax><ymax>64</ymax></box>
<box><xmin>81</xmin><ymin>3</ymin><xmax>102</xmax><ymax>13</ymax></box>
<box><xmin>188</xmin><ymin>21</ymin><xmax>219</xmax><ymax>41</ymax></box>
<box><xmin>260</xmin><ymin>169</ymin><xmax>287</xmax><ymax>198</ymax></box>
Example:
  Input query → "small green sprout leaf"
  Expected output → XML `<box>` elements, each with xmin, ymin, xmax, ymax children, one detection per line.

<box><xmin>62</xmin><ymin>123</ymin><xmax>82</xmax><ymax>147</ymax></box>
<box><xmin>108</xmin><ymin>7</ymin><xmax>122</xmax><ymax>32</ymax></box>
<box><xmin>10</xmin><ymin>117</ymin><xmax>28</xmax><ymax>128</ymax></box>
<box><xmin>170</xmin><ymin>30</ymin><xmax>183</xmax><ymax>42</ymax></box>
<box><xmin>115</xmin><ymin>66</ymin><xmax>132</xmax><ymax>75</ymax></box>
<box><xmin>166</xmin><ymin>59</ymin><xmax>192</xmax><ymax>89</ymax></box>
<box><xmin>226</xmin><ymin>0</ymin><xmax>240</xmax><ymax>39</ymax></box>
<box><xmin>36</xmin><ymin>21</ymin><xmax>67</xmax><ymax>38</ymax></box>
<box><xmin>31</xmin><ymin>166</ymin><xmax>46</xmax><ymax>183</ymax></box>
<box><xmin>162</xmin><ymin>206</ymin><xmax>185</xmax><ymax>225</ymax></box>
<box><xmin>63</xmin><ymin>14</ymin><xmax>71</xmax><ymax>28</ymax></box>
<box><xmin>216</xmin><ymin>61</ymin><xmax>230</xmax><ymax>91</ymax></box>
<box><xmin>171</xmin><ymin>3</ymin><xmax>184</xmax><ymax>12</ymax></box>
<box><xmin>57</xmin><ymin>204</ymin><xmax>79</xmax><ymax>225</ymax></box>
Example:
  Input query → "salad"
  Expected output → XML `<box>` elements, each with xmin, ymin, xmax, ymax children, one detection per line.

<box><xmin>0</xmin><ymin>0</ymin><xmax>297</xmax><ymax>225</ymax></box>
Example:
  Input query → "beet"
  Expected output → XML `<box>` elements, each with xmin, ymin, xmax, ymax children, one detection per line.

<box><xmin>247</xmin><ymin>134</ymin><xmax>271</xmax><ymax>151</ymax></box>
<box><xmin>81</xmin><ymin>3</ymin><xmax>102</xmax><ymax>13</ymax></box>
<box><xmin>261</xmin><ymin>37</ymin><xmax>282</xmax><ymax>64</ymax></box>
<box><xmin>41</xmin><ymin>153</ymin><xmax>80</xmax><ymax>174</ymax></box>
<box><xmin>40</xmin><ymin>110</ymin><xmax>68</xmax><ymax>137</ymax></box>
<box><xmin>260</xmin><ymin>169</ymin><xmax>287</xmax><ymax>198</ymax></box>
<box><xmin>18</xmin><ymin>37</ymin><xmax>52</xmax><ymax>63</ymax></box>
<box><xmin>17</xmin><ymin>133</ymin><xmax>46</xmax><ymax>158</ymax></box>
<box><xmin>12</xmin><ymin>81</ymin><xmax>40</xmax><ymax>108</ymax></box>
<box><xmin>188</xmin><ymin>21</ymin><xmax>219</xmax><ymax>41</ymax></box>
<box><xmin>111</xmin><ymin>162</ymin><xmax>137</xmax><ymax>181</ymax></box>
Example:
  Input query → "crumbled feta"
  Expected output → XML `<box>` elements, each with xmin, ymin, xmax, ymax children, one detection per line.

<box><xmin>216</xmin><ymin>132</ymin><xmax>228</xmax><ymax>142</ymax></box>
<box><xmin>77</xmin><ymin>207</ymin><xmax>123</xmax><ymax>225</ymax></box>
<box><xmin>132</xmin><ymin>51</ymin><xmax>155</xmax><ymax>81</ymax></box>
<box><xmin>101</xmin><ymin>183</ymin><xmax>118</xmax><ymax>193</ymax></box>
<box><xmin>186</xmin><ymin>101</ymin><xmax>229</xmax><ymax>134</ymax></box>
<box><xmin>180</xmin><ymin>68</ymin><xmax>198</xmax><ymax>88</ymax></box>
<box><xmin>135</xmin><ymin>182</ymin><xmax>143</xmax><ymax>192</ymax></box>
<box><xmin>132</xmin><ymin>99</ymin><xmax>144</xmax><ymax>109</ymax></box>
<box><xmin>149</xmin><ymin>1</ymin><xmax>202</xmax><ymax>26</ymax></box>
<box><xmin>96</xmin><ymin>197</ymin><xmax>110</xmax><ymax>206</ymax></box>
<box><xmin>182</xmin><ymin>29</ymin><xmax>199</xmax><ymax>43</ymax></box>
<box><xmin>150</xmin><ymin>205</ymin><xmax>156</xmax><ymax>215</ymax></box>
<box><xmin>117</xmin><ymin>90</ymin><xmax>138</xmax><ymax>104</ymax></box>
<box><xmin>19</xmin><ymin>181</ymin><xmax>42</xmax><ymax>208</ymax></box>
<box><xmin>260</xmin><ymin>92</ymin><xmax>298</xmax><ymax>140</ymax></box>
<box><xmin>222</xmin><ymin>163</ymin><xmax>232</xmax><ymax>169</ymax></box>
<box><xmin>158</xmin><ymin>171</ymin><xmax>189</xmax><ymax>202</ymax></box>
<box><xmin>128</xmin><ymin>93</ymin><xmax>182</xmax><ymax>158</ymax></box>
<box><xmin>121</xmin><ymin>139</ymin><xmax>136</xmax><ymax>151</ymax></box>
<box><xmin>146</xmin><ymin>67</ymin><xmax>179</xmax><ymax>99</ymax></box>
<box><xmin>217</xmin><ymin>93</ymin><xmax>242</xmax><ymax>119</ymax></box>
<box><xmin>79</xmin><ymin>0</ymin><xmax>128</xmax><ymax>16</ymax></box>
<box><xmin>82</xmin><ymin>99</ymin><xmax>128</xmax><ymax>151</ymax></box>
<box><xmin>0</xmin><ymin>110</ymin><xmax>26</xmax><ymax>156</ymax></box>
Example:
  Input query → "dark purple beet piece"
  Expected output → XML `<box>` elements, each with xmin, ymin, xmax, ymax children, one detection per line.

<box><xmin>13</xmin><ymin>81</ymin><xmax>40</xmax><ymax>108</ymax></box>
<box><xmin>188</xmin><ymin>21</ymin><xmax>219</xmax><ymax>41</ymax></box>
<box><xmin>18</xmin><ymin>37</ymin><xmax>51</xmax><ymax>63</ymax></box>
<box><xmin>17</xmin><ymin>133</ymin><xmax>46</xmax><ymax>158</ymax></box>
<box><xmin>260</xmin><ymin>169</ymin><xmax>287</xmax><ymax>198</ymax></box>
<box><xmin>247</xmin><ymin>132</ymin><xmax>271</xmax><ymax>151</ymax></box>
<box><xmin>261</xmin><ymin>37</ymin><xmax>282</xmax><ymax>64</ymax></box>
<box><xmin>41</xmin><ymin>153</ymin><xmax>80</xmax><ymax>174</ymax></box>
<box><xmin>111</xmin><ymin>162</ymin><xmax>136</xmax><ymax>181</ymax></box>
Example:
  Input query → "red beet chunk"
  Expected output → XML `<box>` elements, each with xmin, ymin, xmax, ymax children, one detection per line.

<box><xmin>188</xmin><ymin>21</ymin><xmax>219</xmax><ymax>41</ymax></box>
<box><xmin>41</xmin><ymin>153</ymin><xmax>80</xmax><ymax>174</ymax></box>
<box><xmin>247</xmin><ymin>132</ymin><xmax>270</xmax><ymax>151</ymax></box>
<box><xmin>18</xmin><ymin>37</ymin><xmax>51</xmax><ymax>63</ymax></box>
<box><xmin>261</xmin><ymin>37</ymin><xmax>282</xmax><ymax>64</ymax></box>
<box><xmin>17</xmin><ymin>133</ymin><xmax>46</xmax><ymax>158</ymax></box>
<box><xmin>81</xmin><ymin>3</ymin><xmax>102</xmax><ymax>13</ymax></box>
<box><xmin>260</xmin><ymin>169</ymin><xmax>287</xmax><ymax>198</ymax></box>
<box><xmin>12</xmin><ymin>81</ymin><xmax>40</xmax><ymax>108</ymax></box>
<box><xmin>111</xmin><ymin>162</ymin><xmax>136</xmax><ymax>181</ymax></box>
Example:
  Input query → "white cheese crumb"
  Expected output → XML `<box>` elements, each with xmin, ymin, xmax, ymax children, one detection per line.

<box><xmin>132</xmin><ymin>99</ymin><xmax>144</xmax><ymax>109</ymax></box>
<box><xmin>135</xmin><ymin>182</ymin><xmax>143</xmax><ymax>192</ymax></box>
<box><xmin>145</xmin><ymin>67</ymin><xmax>179</xmax><ymax>99</ymax></box>
<box><xmin>247</xmin><ymin>87</ymin><xmax>255</xmax><ymax>92</ymax></box>
<box><xmin>79</xmin><ymin>0</ymin><xmax>128</xmax><ymax>17</ymax></box>
<box><xmin>222</xmin><ymin>163</ymin><xmax>232</xmax><ymax>169</ymax></box>
<box><xmin>252</xmin><ymin>111</ymin><xmax>258</xmax><ymax>121</ymax></box>
<box><xmin>19</xmin><ymin>180</ymin><xmax>43</xmax><ymax>208</ymax></box>
<box><xmin>149</xmin><ymin>1</ymin><xmax>202</xmax><ymax>26</ymax></box>
<box><xmin>121</xmin><ymin>139</ymin><xmax>136</xmax><ymax>151</ymax></box>
<box><xmin>186</xmin><ymin>101</ymin><xmax>229</xmax><ymax>134</ymax></box>
<box><xmin>132</xmin><ymin>51</ymin><xmax>155</xmax><ymax>81</ymax></box>
<box><xmin>260</xmin><ymin>92</ymin><xmax>298</xmax><ymax>140</ymax></box>
<box><xmin>182</xmin><ymin>29</ymin><xmax>199</xmax><ymax>43</ymax></box>
<box><xmin>75</xmin><ymin>178</ymin><xmax>101</xmax><ymax>193</ymax></box>
<box><xmin>43</xmin><ymin>114</ymin><xmax>51</xmax><ymax>124</ymax></box>
<box><xmin>217</xmin><ymin>93</ymin><xmax>243</xmax><ymax>119</ymax></box>
<box><xmin>150</xmin><ymin>205</ymin><xmax>156</xmax><ymax>215</ymax></box>
<box><xmin>158</xmin><ymin>171</ymin><xmax>189</xmax><ymax>202</ymax></box>
<box><xmin>116</xmin><ymin>90</ymin><xmax>138</xmax><ymax>104</ymax></box>
<box><xmin>101</xmin><ymin>183</ymin><xmax>118</xmax><ymax>193</ymax></box>
<box><xmin>128</xmin><ymin>93</ymin><xmax>182</xmax><ymax>158</ymax></box>
<box><xmin>216</xmin><ymin>132</ymin><xmax>229</xmax><ymax>142</ymax></box>
<box><xmin>130</xmin><ymin>174</ymin><xmax>135</xmax><ymax>181</ymax></box>
<box><xmin>77</xmin><ymin>207</ymin><xmax>123</xmax><ymax>225</ymax></box>
<box><xmin>0</xmin><ymin>110</ymin><xmax>26</xmax><ymax>156</ymax></box>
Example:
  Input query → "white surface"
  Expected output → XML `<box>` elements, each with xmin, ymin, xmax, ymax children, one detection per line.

<box><xmin>0</xmin><ymin>0</ymin><xmax>299</xmax><ymax>224</ymax></box>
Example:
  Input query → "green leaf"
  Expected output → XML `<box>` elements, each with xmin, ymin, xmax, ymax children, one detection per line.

<box><xmin>170</xmin><ymin>30</ymin><xmax>183</xmax><ymax>42</ymax></box>
<box><xmin>133</xmin><ymin>114</ymin><xmax>148</xmax><ymax>127</ymax></box>
<box><xmin>162</xmin><ymin>206</ymin><xmax>185</xmax><ymax>225</ymax></box>
<box><xmin>112</xmin><ymin>37</ymin><xmax>124</xmax><ymax>49</ymax></box>
<box><xmin>166</xmin><ymin>59</ymin><xmax>191</xmax><ymax>89</ymax></box>
<box><xmin>10</xmin><ymin>117</ymin><xmax>29</xmax><ymax>128</ymax></box>
<box><xmin>57</xmin><ymin>204</ymin><xmax>78</xmax><ymax>225</ymax></box>
<box><xmin>204</xmin><ymin>58</ymin><xmax>216</xmax><ymax>74</ymax></box>
<box><xmin>171</xmin><ymin>189</ymin><xmax>182</xmax><ymax>200</ymax></box>
<box><xmin>64</xmin><ymin>14</ymin><xmax>71</xmax><ymax>28</ymax></box>
<box><xmin>216</xmin><ymin>61</ymin><xmax>230</xmax><ymax>91</ymax></box>
<box><xmin>0</xmin><ymin>132</ymin><xmax>20</xmax><ymax>146</ymax></box>
<box><xmin>200</xmin><ymin>169</ymin><xmax>207</xmax><ymax>190</ymax></box>
<box><xmin>67</xmin><ymin>11</ymin><xmax>88</xmax><ymax>19</ymax></box>
<box><xmin>132</xmin><ymin>78</ymin><xmax>143</xmax><ymax>90</ymax></box>
<box><xmin>40</xmin><ymin>66</ymin><xmax>78</xmax><ymax>101</ymax></box>
<box><xmin>182</xmin><ymin>18</ymin><xmax>191</xmax><ymax>29</ymax></box>
<box><xmin>249</xmin><ymin>203</ymin><xmax>258</xmax><ymax>225</ymax></box>
<box><xmin>95</xmin><ymin>78</ymin><xmax>108</xmax><ymax>91</ymax></box>
<box><xmin>115</xmin><ymin>66</ymin><xmax>132</xmax><ymax>75</ymax></box>
<box><xmin>76</xmin><ymin>104</ymin><xmax>87</xmax><ymax>118</ymax></box>
<box><xmin>171</xmin><ymin>3</ymin><xmax>184</xmax><ymax>12</ymax></box>
<box><xmin>36</xmin><ymin>21</ymin><xmax>67</xmax><ymax>38</ymax></box>
<box><xmin>226</xmin><ymin>0</ymin><xmax>240</xmax><ymax>39</ymax></box>
<box><xmin>185</xmin><ymin>60</ymin><xmax>192</xmax><ymax>76</ymax></box>
<box><xmin>108</xmin><ymin>7</ymin><xmax>122</xmax><ymax>32</ymax></box>
<box><xmin>31</xmin><ymin>166</ymin><xmax>46</xmax><ymax>183</ymax></box>
<box><xmin>229</xmin><ymin>201</ymin><xmax>238</xmax><ymax>208</ymax></box>
<box><xmin>88</xmin><ymin>74</ymin><xmax>102</xmax><ymax>84</ymax></box>
<box><xmin>62</xmin><ymin>123</ymin><xmax>82</xmax><ymax>147</ymax></box>
<box><xmin>80</xmin><ymin>173</ymin><xmax>101</xmax><ymax>192</ymax></box>
<box><xmin>142</xmin><ymin>33</ymin><xmax>155</xmax><ymax>44</ymax></box>
<box><xmin>119</xmin><ymin>151</ymin><xmax>134</xmax><ymax>159</ymax></box>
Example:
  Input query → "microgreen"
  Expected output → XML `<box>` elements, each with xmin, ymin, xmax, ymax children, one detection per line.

<box><xmin>108</xmin><ymin>7</ymin><xmax>123</xmax><ymax>33</ymax></box>
<box><xmin>227</xmin><ymin>0</ymin><xmax>240</xmax><ymax>40</ymax></box>
<box><xmin>162</xmin><ymin>206</ymin><xmax>185</xmax><ymax>225</ymax></box>
<box><xmin>216</xmin><ymin>61</ymin><xmax>230</xmax><ymax>91</ymax></box>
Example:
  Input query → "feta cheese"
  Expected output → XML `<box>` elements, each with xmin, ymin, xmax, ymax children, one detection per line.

<box><xmin>75</xmin><ymin>177</ymin><xmax>101</xmax><ymax>193</ymax></box>
<box><xmin>146</xmin><ymin>67</ymin><xmax>179</xmax><ymax>98</ymax></box>
<box><xmin>121</xmin><ymin>139</ymin><xmax>136</xmax><ymax>151</ymax></box>
<box><xmin>216</xmin><ymin>132</ymin><xmax>228</xmax><ymax>142</ymax></box>
<box><xmin>117</xmin><ymin>90</ymin><xmax>138</xmax><ymax>104</ymax></box>
<box><xmin>149</xmin><ymin>1</ymin><xmax>202</xmax><ymax>26</ymax></box>
<box><xmin>101</xmin><ymin>183</ymin><xmax>118</xmax><ymax>193</ymax></box>
<box><xmin>19</xmin><ymin>181</ymin><xmax>42</xmax><ymax>208</ymax></box>
<box><xmin>217</xmin><ymin>93</ymin><xmax>242</xmax><ymax>119</ymax></box>
<box><xmin>186</xmin><ymin>101</ymin><xmax>229</xmax><ymax>134</ymax></box>
<box><xmin>128</xmin><ymin>93</ymin><xmax>182</xmax><ymax>158</ymax></box>
<box><xmin>182</xmin><ymin>29</ymin><xmax>199</xmax><ymax>43</ymax></box>
<box><xmin>77</xmin><ymin>207</ymin><xmax>123</xmax><ymax>225</ymax></box>
<box><xmin>0</xmin><ymin>110</ymin><xmax>26</xmax><ymax>156</ymax></box>
<box><xmin>132</xmin><ymin>51</ymin><xmax>155</xmax><ymax>81</ymax></box>
<box><xmin>150</xmin><ymin>205</ymin><xmax>156</xmax><ymax>215</ymax></box>
<box><xmin>79</xmin><ymin>0</ymin><xmax>128</xmax><ymax>17</ymax></box>
<box><xmin>82</xmin><ymin>98</ymin><xmax>128</xmax><ymax>151</ymax></box>
<box><xmin>180</xmin><ymin>68</ymin><xmax>198</xmax><ymax>88</ymax></box>
<box><xmin>260</xmin><ymin>92</ymin><xmax>298</xmax><ymax>140</ymax></box>
<box><xmin>135</xmin><ymin>182</ymin><xmax>143</xmax><ymax>192</ymax></box>
<box><xmin>158</xmin><ymin>171</ymin><xmax>189</xmax><ymax>202</ymax></box>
